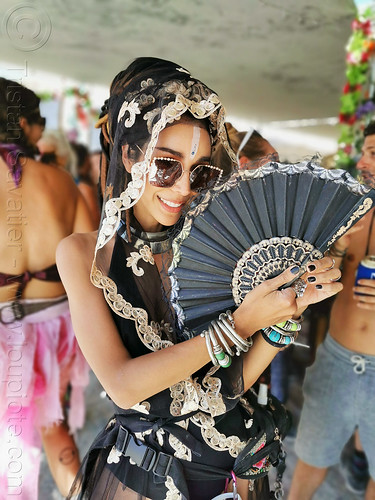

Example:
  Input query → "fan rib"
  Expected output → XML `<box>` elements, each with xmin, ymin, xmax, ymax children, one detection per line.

<box><xmin>249</xmin><ymin>179</ymin><xmax>273</xmax><ymax>238</ymax></box>
<box><xmin>196</xmin><ymin>215</ymin><xmax>245</xmax><ymax>256</ymax></box>
<box><xmin>291</xmin><ymin>174</ymin><xmax>321</xmax><ymax>238</ymax></box>
<box><xmin>303</xmin><ymin>182</ymin><xmax>342</xmax><ymax>243</ymax></box>
<box><xmin>180</xmin><ymin>244</ymin><xmax>235</xmax><ymax>269</ymax></box>
<box><xmin>178</xmin><ymin>255</ymin><xmax>230</xmax><ymax>276</ymax></box>
<box><xmin>206</xmin><ymin>198</ymin><xmax>251</xmax><ymax>250</ymax></box>
<box><xmin>273</xmin><ymin>172</ymin><xmax>287</xmax><ymax>235</ymax></box>
<box><xmin>183</xmin><ymin>298</ymin><xmax>235</xmax><ymax>322</ymax></box>
<box><xmin>174</xmin><ymin>267</ymin><xmax>231</xmax><ymax>285</ymax></box>
<box><xmin>315</xmin><ymin>192</ymin><xmax>362</xmax><ymax>249</ymax></box>
<box><xmin>220</xmin><ymin>190</ymin><xmax>260</xmax><ymax>246</ymax></box>
<box><xmin>183</xmin><ymin>234</ymin><xmax>238</xmax><ymax>267</ymax></box>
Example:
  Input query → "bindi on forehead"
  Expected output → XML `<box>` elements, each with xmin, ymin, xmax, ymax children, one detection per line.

<box><xmin>190</xmin><ymin>127</ymin><xmax>201</xmax><ymax>159</ymax></box>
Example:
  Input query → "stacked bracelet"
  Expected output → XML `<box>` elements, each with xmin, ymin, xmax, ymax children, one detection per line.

<box><xmin>261</xmin><ymin>316</ymin><xmax>303</xmax><ymax>348</ymax></box>
<box><xmin>218</xmin><ymin>311</ymin><xmax>253</xmax><ymax>355</ymax></box>
<box><xmin>211</xmin><ymin>320</ymin><xmax>235</xmax><ymax>357</ymax></box>
<box><xmin>262</xmin><ymin>327</ymin><xmax>295</xmax><ymax>347</ymax></box>
<box><xmin>209</xmin><ymin>325</ymin><xmax>232</xmax><ymax>368</ymax></box>
<box><xmin>201</xmin><ymin>310</ymin><xmax>253</xmax><ymax>368</ymax></box>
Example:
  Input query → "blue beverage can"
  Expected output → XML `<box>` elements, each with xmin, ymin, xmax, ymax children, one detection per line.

<box><xmin>355</xmin><ymin>255</ymin><xmax>375</xmax><ymax>290</ymax></box>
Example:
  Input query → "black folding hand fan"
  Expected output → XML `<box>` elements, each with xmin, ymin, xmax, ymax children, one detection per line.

<box><xmin>169</xmin><ymin>161</ymin><xmax>375</xmax><ymax>334</ymax></box>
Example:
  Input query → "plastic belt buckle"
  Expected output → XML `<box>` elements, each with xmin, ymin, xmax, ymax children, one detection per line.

<box><xmin>11</xmin><ymin>301</ymin><xmax>25</xmax><ymax>321</ymax></box>
<box><xmin>119</xmin><ymin>426</ymin><xmax>157</xmax><ymax>472</ymax></box>
<box><xmin>0</xmin><ymin>301</ymin><xmax>25</xmax><ymax>324</ymax></box>
<box><xmin>116</xmin><ymin>425</ymin><xmax>130</xmax><ymax>454</ymax></box>
<box><xmin>153</xmin><ymin>451</ymin><xmax>173</xmax><ymax>477</ymax></box>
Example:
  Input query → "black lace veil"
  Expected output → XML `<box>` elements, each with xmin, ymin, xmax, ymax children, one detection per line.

<box><xmin>91</xmin><ymin>58</ymin><xmax>237</xmax><ymax>332</ymax></box>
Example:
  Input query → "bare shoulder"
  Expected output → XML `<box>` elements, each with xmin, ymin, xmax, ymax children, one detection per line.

<box><xmin>57</xmin><ymin>231</ymin><xmax>97</xmax><ymax>282</ymax></box>
<box><xmin>25</xmin><ymin>158</ymin><xmax>78</xmax><ymax>190</ymax></box>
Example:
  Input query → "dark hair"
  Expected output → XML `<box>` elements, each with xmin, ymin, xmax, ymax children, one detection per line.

<box><xmin>363</xmin><ymin>121</ymin><xmax>375</xmax><ymax>137</ymax></box>
<box><xmin>70</xmin><ymin>142</ymin><xmax>89</xmax><ymax>167</ymax></box>
<box><xmin>0</xmin><ymin>78</ymin><xmax>45</xmax><ymax>154</ymax></box>
<box><xmin>212</xmin><ymin>123</ymin><xmax>275</xmax><ymax>173</ymax></box>
<box><xmin>39</xmin><ymin>151</ymin><xmax>58</xmax><ymax>165</ymax></box>
<box><xmin>227</xmin><ymin>126</ymin><xmax>273</xmax><ymax>159</ymax></box>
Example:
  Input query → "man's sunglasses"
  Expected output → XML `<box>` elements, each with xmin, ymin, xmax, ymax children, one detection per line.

<box><xmin>149</xmin><ymin>157</ymin><xmax>223</xmax><ymax>192</ymax></box>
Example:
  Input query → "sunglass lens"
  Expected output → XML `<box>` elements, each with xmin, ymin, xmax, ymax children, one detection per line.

<box><xmin>149</xmin><ymin>158</ymin><xmax>183</xmax><ymax>187</ymax></box>
<box><xmin>190</xmin><ymin>165</ymin><xmax>221</xmax><ymax>192</ymax></box>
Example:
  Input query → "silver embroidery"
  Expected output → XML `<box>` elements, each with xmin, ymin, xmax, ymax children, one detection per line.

<box><xmin>191</xmin><ymin>412</ymin><xmax>245</xmax><ymax>457</ymax></box>
<box><xmin>117</xmin><ymin>99</ymin><xmax>141</xmax><ymax>126</ymax></box>
<box><xmin>140</xmin><ymin>78</ymin><xmax>155</xmax><ymax>89</ymax></box>
<box><xmin>168</xmin><ymin>420</ymin><xmax>191</xmax><ymax>461</ymax></box>
<box><xmin>126</xmin><ymin>245</ymin><xmax>155</xmax><ymax>276</ymax></box>
<box><xmin>176</xmin><ymin>67</ymin><xmax>190</xmax><ymax>74</ymax></box>
<box><xmin>165</xmin><ymin>476</ymin><xmax>181</xmax><ymax>499</ymax></box>
<box><xmin>327</xmin><ymin>198</ymin><xmax>373</xmax><ymax>245</ymax></box>
<box><xmin>232</xmin><ymin>237</ymin><xmax>322</xmax><ymax>305</ymax></box>
<box><xmin>131</xmin><ymin>401</ymin><xmax>151</xmax><ymax>414</ymax></box>
<box><xmin>168</xmin><ymin>367</ymin><xmax>245</xmax><ymax>457</ymax></box>
<box><xmin>107</xmin><ymin>445</ymin><xmax>121</xmax><ymax>464</ymax></box>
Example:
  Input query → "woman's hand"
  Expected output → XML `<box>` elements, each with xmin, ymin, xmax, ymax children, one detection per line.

<box><xmin>295</xmin><ymin>256</ymin><xmax>343</xmax><ymax>313</ymax></box>
<box><xmin>234</xmin><ymin>266</ymin><xmax>302</xmax><ymax>337</ymax></box>
<box><xmin>233</xmin><ymin>257</ymin><xmax>343</xmax><ymax>338</ymax></box>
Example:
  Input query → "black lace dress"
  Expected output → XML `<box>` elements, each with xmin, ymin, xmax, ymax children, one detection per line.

<box><xmin>68</xmin><ymin>235</ymin><xmax>270</xmax><ymax>499</ymax></box>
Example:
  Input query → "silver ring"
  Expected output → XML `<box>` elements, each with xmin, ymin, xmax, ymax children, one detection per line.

<box><xmin>291</xmin><ymin>278</ymin><xmax>307</xmax><ymax>298</ymax></box>
<box><xmin>327</xmin><ymin>258</ymin><xmax>335</xmax><ymax>270</ymax></box>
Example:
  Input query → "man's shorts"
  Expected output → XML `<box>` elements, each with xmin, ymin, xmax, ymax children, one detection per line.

<box><xmin>294</xmin><ymin>333</ymin><xmax>375</xmax><ymax>479</ymax></box>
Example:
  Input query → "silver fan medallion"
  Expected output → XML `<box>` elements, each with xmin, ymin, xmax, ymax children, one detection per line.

<box><xmin>232</xmin><ymin>237</ymin><xmax>323</xmax><ymax>305</ymax></box>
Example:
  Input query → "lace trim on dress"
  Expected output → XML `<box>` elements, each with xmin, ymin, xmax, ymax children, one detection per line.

<box><xmin>168</xmin><ymin>368</ymin><xmax>246</xmax><ymax>459</ymax></box>
<box><xmin>91</xmin><ymin>264</ymin><xmax>173</xmax><ymax>352</ymax></box>
<box><xmin>168</xmin><ymin>420</ymin><xmax>192</xmax><ymax>461</ymax></box>
<box><xmin>191</xmin><ymin>412</ymin><xmax>245</xmax><ymax>458</ymax></box>
<box><xmin>91</xmin><ymin>263</ymin><xmax>245</xmax><ymax>458</ymax></box>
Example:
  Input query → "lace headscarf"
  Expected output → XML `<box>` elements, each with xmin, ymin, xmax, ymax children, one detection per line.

<box><xmin>92</xmin><ymin>57</ymin><xmax>237</xmax><ymax>322</ymax></box>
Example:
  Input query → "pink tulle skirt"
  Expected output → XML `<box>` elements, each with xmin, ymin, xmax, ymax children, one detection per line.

<box><xmin>0</xmin><ymin>297</ymin><xmax>89</xmax><ymax>499</ymax></box>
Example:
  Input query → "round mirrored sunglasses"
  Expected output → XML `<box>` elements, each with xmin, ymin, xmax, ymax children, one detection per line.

<box><xmin>149</xmin><ymin>157</ymin><xmax>223</xmax><ymax>192</ymax></box>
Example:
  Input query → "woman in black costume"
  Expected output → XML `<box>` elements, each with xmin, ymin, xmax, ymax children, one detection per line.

<box><xmin>57</xmin><ymin>57</ymin><xmax>342</xmax><ymax>499</ymax></box>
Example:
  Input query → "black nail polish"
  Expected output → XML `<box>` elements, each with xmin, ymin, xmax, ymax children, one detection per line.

<box><xmin>308</xmin><ymin>264</ymin><xmax>316</xmax><ymax>272</ymax></box>
<box><xmin>307</xmin><ymin>276</ymin><xmax>316</xmax><ymax>283</ymax></box>
<box><xmin>315</xmin><ymin>284</ymin><xmax>323</xmax><ymax>290</ymax></box>
<box><xmin>291</xmin><ymin>266</ymin><xmax>300</xmax><ymax>274</ymax></box>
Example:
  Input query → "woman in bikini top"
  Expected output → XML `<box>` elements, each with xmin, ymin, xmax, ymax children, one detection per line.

<box><xmin>0</xmin><ymin>77</ymin><xmax>95</xmax><ymax>498</ymax></box>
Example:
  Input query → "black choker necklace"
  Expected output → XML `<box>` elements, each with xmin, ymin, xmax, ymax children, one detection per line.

<box><xmin>117</xmin><ymin>220</ymin><xmax>173</xmax><ymax>254</ymax></box>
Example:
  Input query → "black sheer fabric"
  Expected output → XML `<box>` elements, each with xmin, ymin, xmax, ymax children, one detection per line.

<box><xmin>68</xmin><ymin>235</ymin><xmax>271</xmax><ymax>499</ymax></box>
<box><xmin>77</xmin><ymin>58</ymin><xmax>274</xmax><ymax>499</ymax></box>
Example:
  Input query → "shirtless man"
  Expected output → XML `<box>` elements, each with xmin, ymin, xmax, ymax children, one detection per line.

<box><xmin>289</xmin><ymin>122</ymin><xmax>375</xmax><ymax>500</ymax></box>
<box><xmin>0</xmin><ymin>78</ymin><xmax>94</xmax><ymax>498</ymax></box>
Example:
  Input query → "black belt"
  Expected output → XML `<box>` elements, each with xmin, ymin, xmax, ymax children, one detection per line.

<box><xmin>99</xmin><ymin>417</ymin><xmax>231</xmax><ymax>498</ymax></box>
<box><xmin>0</xmin><ymin>297</ymin><xmax>67</xmax><ymax>324</ymax></box>
<box><xmin>114</xmin><ymin>425</ymin><xmax>173</xmax><ymax>477</ymax></box>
